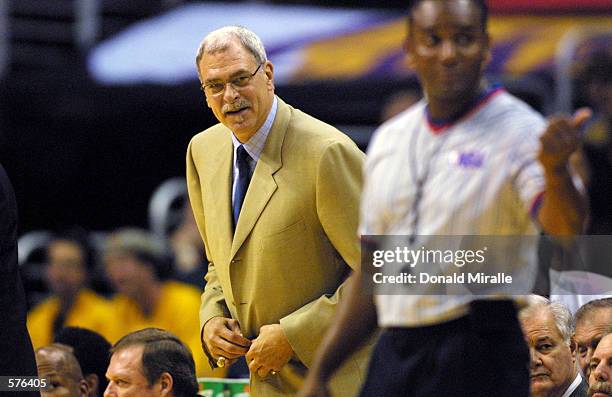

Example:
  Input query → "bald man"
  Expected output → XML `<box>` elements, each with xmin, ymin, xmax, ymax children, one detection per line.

<box><xmin>575</xmin><ymin>298</ymin><xmax>612</xmax><ymax>378</ymax></box>
<box><xmin>588</xmin><ymin>333</ymin><xmax>612</xmax><ymax>397</ymax></box>
<box><xmin>36</xmin><ymin>344</ymin><xmax>89</xmax><ymax>397</ymax></box>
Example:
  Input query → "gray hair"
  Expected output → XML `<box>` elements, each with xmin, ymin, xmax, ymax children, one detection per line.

<box><xmin>520</xmin><ymin>295</ymin><xmax>575</xmax><ymax>345</ymax></box>
<box><xmin>196</xmin><ymin>26</ymin><xmax>267</xmax><ymax>71</ymax></box>
<box><xmin>575</xmin><ymin>297</ymin><xmax>612</xmax><ymax>325</ymax></box>
<box><xmin>103</xmin><ymin>228</ymin><xmax>173</xmax><ymax>280</ymax></box>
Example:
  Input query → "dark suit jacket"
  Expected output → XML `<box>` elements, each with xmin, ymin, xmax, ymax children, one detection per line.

<box><xmin>0</xmin><ymin>164</ymin><xmax>39</xmax><ymax>396</ymax></box>
<box><xmin>568</xmin><ymin>376</ymin><xmax>589</xmax><ymax>397</ymax></box>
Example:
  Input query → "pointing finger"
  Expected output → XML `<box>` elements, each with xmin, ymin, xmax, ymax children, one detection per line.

<box><xmin>571</xmin><ymin>107</ymin><xmax>592</xmax><ymax>130</ymax></box>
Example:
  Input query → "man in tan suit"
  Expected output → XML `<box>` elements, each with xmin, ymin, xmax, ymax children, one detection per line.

<box><xmin>186</xmin><ymin>26</ymin><xmax>369</xmax><ymax>396</ymax></box>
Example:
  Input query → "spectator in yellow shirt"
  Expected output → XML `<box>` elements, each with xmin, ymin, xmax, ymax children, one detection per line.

<box><xmin>102</xmin><ymin>227</ymin><xmax>222</xmax><ymax>378</ymax></box>
<box><xmin>27</xmin><ymin>230</ymin><xmax>114</xmax><ymax>348</ymax></box>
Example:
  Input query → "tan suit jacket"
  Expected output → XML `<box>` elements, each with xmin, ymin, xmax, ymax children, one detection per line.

<box><xmin>187</xmin><ymin>98</ymin><xmax>370</xmax><ymax>396</ymax></box>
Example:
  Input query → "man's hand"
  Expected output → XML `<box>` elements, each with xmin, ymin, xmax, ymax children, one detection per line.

<box><xmin>537</xmin><ymin>108</ymin><xmax>591</xmax><ymax>236</ymax></box>
<box><xmin>539</xmin><ymin>108</ymin><xmax>592</xmax><ymax>174</ymax></box>
<box><xmin>246</xmin><ymin>324</ymin><xmax>294</xmax><ymax>378</ymax></box>
<box><xmin>202</xmin><ymin>317</ymin><xmax>251</xmax><ymax>366</ymax></box>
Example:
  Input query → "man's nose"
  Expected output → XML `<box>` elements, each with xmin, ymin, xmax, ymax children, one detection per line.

<box><xmin>529</xmin><ymin>348</ymin><xmax>542</xmax><ymax>367</ymax></box>
<box><xmin>103</xmin><ymin>381</ymin><xmax>114</xmax><ymax>397</ymax></box>
<box><xmin>223</xmin><ymin>82</ymin><xmax>240</xmax><ymax>102</ymax></box>
<box><xmin>593</xmin><ymin>364</ymin><xmax>609</xmax><ymax>382</ymax></box>
<box><xmin>439</xmin><ymin>40</ymin><xmax>458</xmax><ymax>65</ymax></box>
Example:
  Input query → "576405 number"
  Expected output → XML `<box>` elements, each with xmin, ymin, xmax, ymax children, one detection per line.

<box><xmin>0</xmin><ymin>376</ymin><xmax>48</xmax><ymax>391</ymax></box>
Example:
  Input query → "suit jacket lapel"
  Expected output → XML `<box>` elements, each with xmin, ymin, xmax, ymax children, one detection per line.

<box><xmin>208</xmin><ymin>133</ymin><xmax>234</xmax><ymax>257</ymax></box>
<box><xmin>231</xmin><ymin>98</ymin><xmax>290</xmax><ymax>258</ymax></box>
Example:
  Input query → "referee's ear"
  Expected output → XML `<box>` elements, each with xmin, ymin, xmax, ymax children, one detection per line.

<box><xmin>404</xmin><ymin>38</ymin><xmax>416</xmax><ymax>70</ymax></box>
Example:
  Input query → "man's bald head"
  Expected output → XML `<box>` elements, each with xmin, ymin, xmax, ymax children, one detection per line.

<box><xmin>36</xmin><ymin>344</ymin><xmax>88</xmax><ymax>397</ymax></box>
<box><xmin>575</xmin><ymin>298</ymin><xmax>612</xmax><ymax>377</ymax></box>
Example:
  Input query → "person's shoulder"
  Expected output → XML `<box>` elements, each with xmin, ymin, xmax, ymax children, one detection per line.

<box><xmin>28</xmin><ymin>295</ymin><xmax>60</xmax><ymax>316</ymax></box>
<box><xmin>369</xmin><ymin>101</ymin><xmax>426</xmax><ymax>155</ymax></box>
<box><xmin>284</xmin><ymin>102</ymin><xmax>358</xmax><ymax>150</ymax></box>
<box><xmin>380</xmin><ymin>101</ymin><xmax>425</xmax><ymax>133</ymax></box>
<box><xmin>163</xmin><ymin>280</ymin><xmax>201</xmax><ymax>299</ymax></box>
<box><xmin>481</xmin><ymin>90</ymin><xmax>545</xmax><ymax>131</ymax></box>
<box><xmin>107</xmin><ymin>292</ymin><xmax>132</xmax><ymax>310</ymax></box>
<box><xmin>189</xmin><ymin>123</ymin><xmax>230</xmax><ymax>148</ymax></box>
<box><xmin>78</xmin><ymin>289</ymin><xmax>112</xmax><ymax>307</ymax></box>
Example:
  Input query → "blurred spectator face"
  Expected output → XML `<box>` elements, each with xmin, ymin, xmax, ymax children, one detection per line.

<box><xmin>198</xmin><ymin>37</ymin><xmax>275</xmax><ymax>141</ymax></box>
<box><xmin>522</xmin><ymin>308</ymin><xmax>576</xmax><ymax>397</ymax></box>
<box><xmin>405</xmin><ymin>0</ymin><xmax>490</xmax><ymax>106</ymax></box>
<box><xmin>104</xmin><ymin>254</ymin><xmax>155</xmax><ymax>300</ymax></box>
<box><xmin>36</xmin><ymin>345</ymin><xmax>89</xmax><ymax>397</ymax></box>
<box><xmin>576</xmin><ymin>308</ymin><xmax>612</xmax><ymax>377</ymax></box>
<box><xmin>46</xmin><ymin>240</ymin><xmax>87</xmax><ymax>299</ymax></box>
<box><xmin>588</xmin><ymin>333</ymin><xmax>612</xmax><ymax>397</ymax></box>
<box><xmin>104</xmin><ymin>345</ymin><xmax>164</xmax><ymax>397</ymax></box>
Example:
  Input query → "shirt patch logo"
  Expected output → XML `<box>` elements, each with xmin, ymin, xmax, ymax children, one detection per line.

<box><xmin>448</xmin><ymin>150</ymin><xmax>485</xmax><ymax>168</ymax></box>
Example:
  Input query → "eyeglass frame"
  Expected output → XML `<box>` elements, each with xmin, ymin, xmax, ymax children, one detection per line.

<box><xmin>201</xmin><ymin>62</ymin><xmax>264</xmax><ymax>96</ymax></box>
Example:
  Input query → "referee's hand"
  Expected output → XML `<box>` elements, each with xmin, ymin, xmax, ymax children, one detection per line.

<box><xmin>539</xmin><ymin>107</ymin><xmax>592</xmax><ymax>173</ymax></box>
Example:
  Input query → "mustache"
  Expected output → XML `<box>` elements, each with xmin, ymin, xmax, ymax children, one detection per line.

<box><xmin>588</xmin><ymin>382</ymin><xmax>612</xmax><ymax>396</ymax></box>
<box><xmin>222</xmin><ymin>99</ymin><xmax>251</xmax><ymax>114</ymax></box>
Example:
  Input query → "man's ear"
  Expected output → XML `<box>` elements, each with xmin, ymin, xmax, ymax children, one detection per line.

<box><xmin>569</xmin><ymin>336</ymin><xmax>577</xmax><ymax>357</ymax></box>
<box><xmin>481</xmin><ymin>32</ymin><xmax>492</xmax><ymax>71</ymax></box>
<box><xmin>84</xmin><ymin>373</ymin><xmax>99</xmax><ymax>395</ymax></box>
<box><xmin>404</xmin><ymin>38</ymin><xmax>416</xmax><ymax>70</ymax></box>
<box><xmin>79</xmin><ymin>379</ymin><xmax>90</xmax><ymax>397</ymax></box>
<box><xmin>157</xmin><ymin>372</ymin><xmax>174</xmax><ymax>397</ymax></box>
<box><xmin>264</xmin><ymin>60</ymin><xmax>275</xmax><ymax>92</ymax></box>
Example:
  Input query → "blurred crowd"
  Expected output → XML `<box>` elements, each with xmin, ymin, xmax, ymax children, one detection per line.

<box><xmin>22</xmin><ymin>203</ymin><xmax>226</xmax><ymax>380</ymax></box>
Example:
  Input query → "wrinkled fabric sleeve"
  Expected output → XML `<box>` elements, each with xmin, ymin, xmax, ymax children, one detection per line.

<box><xmin>279</xmin><ymin>140</ymin><xmax>365</xmax><ymax>367</ymax></box>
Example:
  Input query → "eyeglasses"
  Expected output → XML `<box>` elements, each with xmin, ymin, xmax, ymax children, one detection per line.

<box><xmin>202</xmin><ymin>63</ymin><xmax>263</xmax><ymax>96</ymax></box>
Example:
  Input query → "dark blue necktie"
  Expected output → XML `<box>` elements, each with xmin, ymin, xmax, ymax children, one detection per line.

<box><xmin>233</xmin><ymin>145</ymin><xmax>252</xmax><ymax>227</ymax></box>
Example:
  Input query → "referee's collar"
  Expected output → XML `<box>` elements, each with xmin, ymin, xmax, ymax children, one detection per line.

<box><xmin>426</xmin><ymin>84</ymin><xmax>504</xmax><ymax>134</ymax></box>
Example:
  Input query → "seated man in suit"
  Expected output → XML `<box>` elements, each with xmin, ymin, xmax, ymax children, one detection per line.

<box><xmin>520</xmin><ymin>296</ymin><xmax>588</xmax><ymax>397</ymax></box>
<box><xmin>104</xmin><ymin>328</ymin><xmax>198</xmax><ymax>397</ymax></box>
<box><xmin>575</xmin><ymin>298</ymin><xmax>612</xmax><ymax>378</ymax></box>
<box><xmin>36</xmin><ymin>343</ymin><xmax>89</xmax><ymax>397</ymax></box>
<box><xmin>587</xmin><ymin>332</ymin><xmax>612</xmax><ymax>397</ymax></box>
<box><xmin>188</xmin><ymin>26</ymin><xmax>369</xmax><ymax>396</ymax></box>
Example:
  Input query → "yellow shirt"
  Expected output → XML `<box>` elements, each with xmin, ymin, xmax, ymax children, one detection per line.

<box><xmin>107</xmin><ymin>281</ymin><xmax>224</xmax><ymax>377</ymax></box>
<box><xmin>27</xmin><ymin>288</ymin><xmax>114</xmax><ymax>349</ymax></box>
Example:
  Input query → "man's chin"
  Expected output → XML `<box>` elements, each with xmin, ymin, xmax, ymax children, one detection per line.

<box><xmin>530</xmin><ymin>378</ymin><xmax>553</xmax><ymax>397</ymax></box>
<box><xmin>228</xmin><ymin>123</ymin><xmax>256</xmax><ymax>140</ymax></box>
